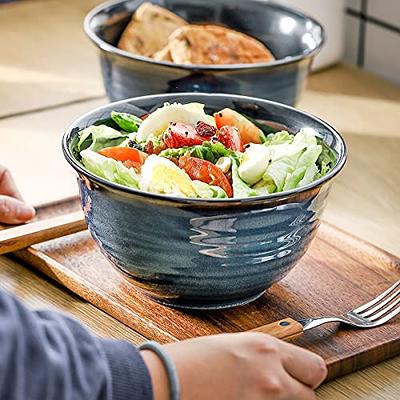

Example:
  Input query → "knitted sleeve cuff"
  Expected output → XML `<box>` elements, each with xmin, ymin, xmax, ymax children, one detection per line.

<box><xmin>101</xmin><ymin>339</ymin><xmax>153</xmax><ymax>400</ymax></box>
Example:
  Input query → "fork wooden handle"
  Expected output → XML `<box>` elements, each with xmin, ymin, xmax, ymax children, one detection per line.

<box><xmin>249</xmin><ymin>318</ymin><xmax>304</xmax><ymax>341</ymax></box>
<box><xmin>0</xmin><ymin>211</ymin><xmax>87</xmax><ymax>255</ymax></box>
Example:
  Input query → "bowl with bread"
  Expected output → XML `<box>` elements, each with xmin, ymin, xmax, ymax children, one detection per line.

<box><xmin>84</xmin><ymin>0</ymin><xmax>324</xmax><ymax>105</ymax></box>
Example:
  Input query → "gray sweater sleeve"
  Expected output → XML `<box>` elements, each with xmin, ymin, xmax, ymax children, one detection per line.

<box><xmin>0</xmin><ymin>289</ymin><xmax>153</xmax><ymax>400</ymax></box>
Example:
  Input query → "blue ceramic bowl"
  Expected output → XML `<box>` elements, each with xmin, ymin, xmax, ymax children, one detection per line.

<box><xmin>84</xmin><ymin>0</ymin><xmax>324</xmax><ymax>106</ymax></box>
<box><xmin>63</xmin><ymin>93</ymin><xmax>346</xmax><ymax>309</ymax></box>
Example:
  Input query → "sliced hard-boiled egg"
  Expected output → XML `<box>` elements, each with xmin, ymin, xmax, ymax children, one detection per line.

<box><xmin>139</xmin><ymin>155</ymin><xmax>196</xmax><ymax>197</ymax></box>
<box><xmin>215</xmin><ymin>156</ymin><xmax>232</xmax><ymax>173</ymax></box>
<box><xmin>135</xmin><ymin>102</ymin><xmax>215</xmax><ymax>143</ymax></box>
<box><xmin>238</xmin><ymin>144</ymin><xmax>271</xmax><ymax>185</ymax></box>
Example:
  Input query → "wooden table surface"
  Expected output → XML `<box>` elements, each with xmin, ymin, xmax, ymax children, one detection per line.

<box><xmin>0</xmin><ymin>1</ymin><xmax>399</xmax><ymax>398</ymax></box>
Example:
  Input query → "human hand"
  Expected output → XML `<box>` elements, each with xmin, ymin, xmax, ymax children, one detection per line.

<box><xmin>142</xmin><ymin>332</ymin><xmax>327</xmax><ymax>400</ymax></box>
<box><xmin>0</xmin><ymin>165</ymin><xmax>35</xmax><ymax>224</ymax></box>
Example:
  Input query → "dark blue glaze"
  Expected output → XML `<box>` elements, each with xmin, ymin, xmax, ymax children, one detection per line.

<box><xmin>63</xmin><ymin>93</ymin><xmax>346</xmax><ymax>309</ymax></box>
<box><xmin>85</xmin><ymin>0</ymin><xmax>324</xmax><ymax>106</ymax></box>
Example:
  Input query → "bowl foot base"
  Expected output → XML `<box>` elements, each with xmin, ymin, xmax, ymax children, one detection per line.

<box><xmin>145</xmin><ymin>290</ymin><xmax>266</xmax><ymax>310</ymax></box>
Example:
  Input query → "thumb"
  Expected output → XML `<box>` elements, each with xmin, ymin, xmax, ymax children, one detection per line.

<box><xmin>0</xmin><ymin>195</ymin><xmax>35</xmax><ymax>225</ymax></box>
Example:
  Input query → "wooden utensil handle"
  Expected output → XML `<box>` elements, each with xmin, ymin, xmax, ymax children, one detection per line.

<box><xmin>249</xmin><ymin>318</ymin><xmax>304</xmax><ymax>341</ymax></box>
<box><xmin>0</xmin><ymin>211</ymin><xmax>86</xmax><ymax>255</ymax></box>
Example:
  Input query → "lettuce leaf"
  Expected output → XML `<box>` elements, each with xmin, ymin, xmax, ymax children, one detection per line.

<box><xmin>263</xmin><ymin>131</ymin><xmax>294</xmax><ymax>146</ymax></box>
<box><xmin>281</xmin><ymin>144</ymin><xmax>322</xmax><ymax>190</ymax></box>
<box><xmin>282</xmin><ymin>166</ymin><xmax>307</xmax><ymax>191</ymax></box>
<box><xmin>231</xmin><ymin>157</ymin><xmax>257</xmax><ymax>198</ymax></box>
<box><xmin>298</xmin><ymin>163</ymin><xmax>319</xmax><ymax>187</ymax></box>
<box><xmin>252</xmin><ymin>176</ymin><xmax>277</xmax><ymax>195</ymax></box>
<box><xmin>263</xmin><ymin>128</ymin><xmax>322</xmax><ymax>191</ymax></box>
<box><xmin>316</xmin><ymin>137</ymin><xmax>337</xmax><ymax>177</ymax></box>
<box><xmin>81</xmin><ymin>149</ymin><xmax>139</xmax><ymax>188</ymax></box>
<box><xmin>192</xmin><ymin>180</ymin><xmax>227</xmax><ymax>198</ymax></box>
<box><xmin>293</xmin><ymin>128</ymin><xmax>318</xmax><ymax>146</ymax></box>
<box><xmin>265</xmin><ymin>154</ymin><xmax>300</xmax><ymax>191</ymax></box>
<box><xmin>111</xmin><ymin>111</ymin><xmax>142</xmax><ymax>133</ymax></box>
<box><xmin>160</xmin><ymin>141</ymin><xmax>233</xmax><ymax>164</ymax></box>
<box><xmin>76</xmin><ymin>125</ymin><xmax>129</xmax><ymax>154</ymax></box>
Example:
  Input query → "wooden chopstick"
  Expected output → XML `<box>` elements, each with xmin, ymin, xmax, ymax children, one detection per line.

<box><xmin>0</xmin><ymin>211</ymin><xmax>87</xmax><ymax>255</ymax></box>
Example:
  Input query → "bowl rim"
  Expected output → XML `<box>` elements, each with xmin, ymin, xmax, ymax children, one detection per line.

<box><xmin>83</xmin><ymin>0</ymin><xmax>326</xmax><ymax>71</ymax></box>
<box><xmin>62</xmin><ymin>93</ymin><xmax>347</xmax><ymax>206</ymax></box>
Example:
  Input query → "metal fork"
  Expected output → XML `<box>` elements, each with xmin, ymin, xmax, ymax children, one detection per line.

<box><xmin>251</xmin><ymin>280</ymin><xmax>400</xmax><ymax>340</ymax></box>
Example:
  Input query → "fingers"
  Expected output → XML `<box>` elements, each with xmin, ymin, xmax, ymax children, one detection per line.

<box><xmin>285</xmin><ymin>374</ymin><xmax>317</xmax><ymax>400</ymax></box>
<box><xmin>0</xmin><ymin>165</ymin><xmax>23</xmax><ymax>200</ymax></box>
<box><xmin>0</xmin><ymin>165</ymin><xmax>35</xmax><ymax>224</ymax></box>
<box><xmin>0</xmin><ymin>195</ymin><xmax>35</xmax><ymax>224</ymax></box>
<box><xmin>279</xmin><ymin>340</ymin><xmax>327</xmax><ymax>389</ymax></box>
<box><xmin>259</xmin><ymin>362</ymin><xmax>317</xmax><ymax>400</ymax></box>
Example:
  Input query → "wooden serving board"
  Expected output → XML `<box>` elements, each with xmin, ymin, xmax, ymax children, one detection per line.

<box><xmin>6</xmin><ymin>197</ymin><xmax>400</xmax><ymax>381</ymax></box>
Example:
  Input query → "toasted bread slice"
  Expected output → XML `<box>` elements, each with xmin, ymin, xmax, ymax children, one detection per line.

<box><xmin>153</xmin><ymin>45</ymin><xmax>173</xmax><ymax>62</ymax></box>
<box><xmin>168</xmin><ymin>24</ymin><xmax>275</xmax><ymax>65</ymax></box>
<box><xmin>118</xmin><ymin>2</ymin><xmax>187</xmax><ymax>57</ymax></box>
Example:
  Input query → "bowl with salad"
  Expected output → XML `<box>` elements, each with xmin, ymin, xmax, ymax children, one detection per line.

<box><xmin>63</xmin><ymin>93</ymin><xmax>346</xmax><ymax>309</ymax></box>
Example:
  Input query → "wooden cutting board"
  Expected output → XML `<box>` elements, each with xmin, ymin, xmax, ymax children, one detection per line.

<box><xmin>7</xmin><ymin>197</ymin><xmax>400</xmax><ymax>381</ymax></box>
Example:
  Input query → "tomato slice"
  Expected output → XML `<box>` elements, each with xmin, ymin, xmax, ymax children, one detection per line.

<box><xmin>217</xmin><ymin>126</ymin><xmax>242</xmax><ymax>151</ymax></box>
<box><xmin>178</xmin><ymin>156</ymin><xmax>233</xmax><ymax>198</ymax></box>
<box><xmin>164</xmin><ymin>123</ymin><xmax>208</xmax><ymax>148</ymax></box>
<box><xmin>122</xmin><ymin>160</ymin><xmax>141</xmax><ymax>169</ymax></box>
<box><xmin>214</xmin><ymin>108</ymin><xmax>262</xmax><ymax>145</ymax></box>
<box><xmin>99</xmin><ymin>147</ymin><xmax>148</xmax><ymax>169</ymax></box>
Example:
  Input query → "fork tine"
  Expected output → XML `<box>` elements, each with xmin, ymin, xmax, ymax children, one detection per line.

<box><xmin>352</xmin><ymin>280</ymin><xmax>400</xmax><ymax>314</ymax></box>
<box><xmin>359</xmin><ymin>286</ymin><xmax>400</xmax><ymax>318</ymax></box>
<box><xmin>367</xmin><ymin>300</ymin><xmax>400</xmax><ymax>326</ymax></box>
<box><xmin>368</xmin><ymin>296</ymin><xmax>400</xmax><ymax>322</ymax></box>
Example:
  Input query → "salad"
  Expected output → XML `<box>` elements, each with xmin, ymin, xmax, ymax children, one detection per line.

<box><xmin>71</xmin><ymin>103</ymin><xmax>337</xmax><ymax>199</ymax></box>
